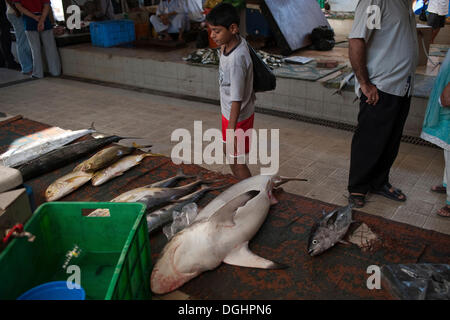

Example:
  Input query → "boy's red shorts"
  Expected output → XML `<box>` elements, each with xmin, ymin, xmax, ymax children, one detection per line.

<box><xmin>221</xmin><ymin>114</ymin><xmax>254</xmax><ymax>155</ymax></box>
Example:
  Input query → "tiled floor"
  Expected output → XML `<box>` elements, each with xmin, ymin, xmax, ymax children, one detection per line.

<box><xmin>0</xmin><ymin>75</ymin><xmax>449</xmax><ymax>235</ymax></box>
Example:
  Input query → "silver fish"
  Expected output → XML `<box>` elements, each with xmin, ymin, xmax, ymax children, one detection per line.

<box><xmin>307</xmin><ymin>204</ymin><xmax>355</xmax><ymax>256</ymax></box>
<box><xmin>145</xmin><ymin>169</ymin><xmax>196</xmax><ymax>188</ymax></box>
<box><xmin>91</xmin><ymin>152</ymin><xmax>162</xmax><ymax>186</ymax></box>
<box><xmin>1</xmin><ymin>123</ymin><xmax>96</xmax><ymax>168</ymax></box>
<box><xmin>333</xmin><ymin>72</ymin><xmax>354</xmax><ymax>96</ymax></box>
<box><xmin>146</xmin><ymin>184</ymin><xmax>227</xmax><ymax>234</ymax></box>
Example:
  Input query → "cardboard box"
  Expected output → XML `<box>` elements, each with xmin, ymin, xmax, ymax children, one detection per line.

<box><xmin>417</xmin><ymin>24</ymin><xmax>433</xmax><ymax>67</ymax></box>
<box><xmin>0</xmin><ymin>188</ymin><xmax>33</xmax><ymax>253</ymax></box>
<box><xmin>0</xmin><ymin>165</ymin><xmax>23</xmax><ymax>193</ymax></box>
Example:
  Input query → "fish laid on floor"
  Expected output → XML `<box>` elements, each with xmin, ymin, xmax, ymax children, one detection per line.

<box><xmin>0</xmin><ymin>123</ymin><xmax>96</xmax><ymax>168</ymax></box>
<box><xmin>150</xmin><ymin>174</ymin><xmax>307</xmax><ymax>295</ymax></box>
<box><xmin>145</xmin><ymin>169</ymin><xmax>196</xmax><ymax>188</ymax></box>
<box><xmin>74</xmin><ymin>143</ymin><xmax>151</xmax><ymax>173</ymax></box>
<box><xmin>17</xmin><ymin>135</ymin><xmax>132</xmax><ymax>181</ymax></box>
<box><xmin>381</xmin><ymin>264</ymin><xmax>450</xmax><ymax>300</ymax></box>
<box><xmin>147</xmin><ymin>184</ymin><xmax>227</xmax><ymax>234</ymax></box>
<box><xmin>45</xmin><ymin>170</ymin><xmax>93</xmax><ymax>201</ymax></box>
<box><xmin>91</xmin><ymin>152</ymin><xmax>163</xmax><ymax>186</ymax></box>
<box><xmin>87</xmin><ymin>176</ymin><xmax>216</xmax><ymax>217</ymax></box>
<box><xmin>333</xmin><ymin>72</ymin><xmax>354</xmax><ymax>96</ymax></box>
<box><xmin>307</xmin><ymin>204</ymin><xmax>355</xmax><ymax>256</ymax></box>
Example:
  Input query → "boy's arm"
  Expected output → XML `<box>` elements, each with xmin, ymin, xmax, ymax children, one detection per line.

<box><xmin>228</xmin><ymin>101</ymin><xmax>242</xmax><ymax>130</ymax></box>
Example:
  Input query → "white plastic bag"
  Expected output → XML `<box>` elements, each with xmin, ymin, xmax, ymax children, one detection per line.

<box><xmin>163</xmin><ymin>203</ymin><xmax>198</xmax><ymax>240</ymax></box>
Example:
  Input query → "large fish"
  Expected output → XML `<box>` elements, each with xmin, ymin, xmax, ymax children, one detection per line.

<box><xmin>45</xmin><ymin>170</ymin><xmax>93</xmax><ymax>201</ymax></box>
<box><xmin>150</xmin><ymin>174</ymin><xmax>306</xmax><ymax>295</ymax></box>
<box><xmin>17</xmin><ymin>135</ymin><xmax>132</xmax><ymax>181</ymax></box>
<box><xmin>307</xmin><ymin>204</ymin><xmax>355</xmax><ymax>256</ymax></box>
<box><xmin>0</xmin><ymin>123</ymin><xmax>96</xmax><ymax>168</ymax></box>
<box><xmin>91</xmin><ymin>152</ymin><xmax>163</xmax><ymax>186</ymax></box>
<box><xmin>73</xmin><ymin>143</ymin><xmax>151</xmax><ymax>172</ymax></box>
<box><xmin>146</xmin><ymin>184</ymin><xmax>227</xmax><ymax>234</ymax></box>
<box><xmin>88</xmin><ymin>177</ymin><xmax>217</xmax><ymax>217</ymax></box>
<box><xmin>145</xmin><ymin>169</ymin><xmax>196</xmax><ymax>188</ymax></box>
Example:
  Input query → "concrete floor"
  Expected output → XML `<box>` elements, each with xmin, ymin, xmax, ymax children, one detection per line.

<box><xmin>0</xmin><ymin>73</ymin><xmax>449</xmax><ymax>236</ymax></box>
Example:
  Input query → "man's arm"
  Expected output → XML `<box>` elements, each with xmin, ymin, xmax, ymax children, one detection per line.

<box><xmin>37</xmin><ymin>3</ymin><xmax>50</xmax><ymax>31</ymax></box>
<box><xmin>349</xmin><ymin>38</ymin><xmax>379</xmax><ymax>105</ymax></box>
<box><xmin>14</xmin><ymin>2</ymin><xmax>40</xmax><ymax>21</ymax></box>
<box><xmin>441</xmin><ymin>83</ymin><xmax>450</xmax><ymax>107</ymax></box>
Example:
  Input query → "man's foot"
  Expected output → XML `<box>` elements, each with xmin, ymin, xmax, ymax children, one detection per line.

<box><xmin>431</xmin><ymin>185</ymin><xmax>447</xmax><ymax>194</ymax></box>
<box><xmin>348</xmin><ymin>193</ymin><xmax>366</xmax><ymax>208</ymax></box>
<box><xmin>437</xmin><ymin>205</ymin><xmax>450</xmax><ymax>217</ymax></box>
<box><xmin>372</xmin><ymin>184</ymin><xmax>406</xmax><ymax>202</ymax></box>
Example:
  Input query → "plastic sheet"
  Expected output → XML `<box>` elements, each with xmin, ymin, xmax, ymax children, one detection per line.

<box><xmin>163</xmin><ymin>203</ymin><xmax>198</xmax><ymax>240</ymax></box>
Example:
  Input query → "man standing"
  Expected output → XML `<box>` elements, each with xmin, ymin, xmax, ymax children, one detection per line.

<box><xmin>0</xmin><ymin>0</ymin><xmax>21</xmax><ymax>69</ymax></box>
<box><xmin>347</xmin><ymin>0</ymin><xmax>419</xmax><ymax>208</ymax></box>
<box><xmin>427</xmin><ymin>0</ymin><xmax>449</xmax><ymax>43</ymax></box>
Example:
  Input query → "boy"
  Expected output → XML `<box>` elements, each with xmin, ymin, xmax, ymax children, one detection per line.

<box><xmin>206</xmin><ymin>3</ymin><xmax>255</xmax><ymax>181</ymax></box>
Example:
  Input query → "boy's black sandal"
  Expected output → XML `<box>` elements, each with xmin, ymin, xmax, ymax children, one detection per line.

<box><xmin>348</xmin><ymin>194</ymin><xmax>366</xmax><ymax>208</ymax></box>
<box><xmin>372</xmin><ymin>184</ymin><xmax>406</xmax><ymax>202</ymax></box>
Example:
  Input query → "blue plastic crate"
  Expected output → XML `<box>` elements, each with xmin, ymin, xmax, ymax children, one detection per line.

<box><xmin>90</xmin><ymin>20</ymin><xmax>136</xmax><ymax>48</ymax></box>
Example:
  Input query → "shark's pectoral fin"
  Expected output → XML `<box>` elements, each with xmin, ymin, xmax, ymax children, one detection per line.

<box><xmin>223</xmin><ymin>242</ymin><xmax>287</xmax><ymax>269</ymax></box>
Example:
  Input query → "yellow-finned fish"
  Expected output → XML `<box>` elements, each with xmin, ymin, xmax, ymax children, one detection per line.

<box><xmin>91</xmin><ymin>152</ymin><xmax>163</xmax><ymax>186</ymax></box>
<box><xmin>74</xmin><ymin>143</ymin><xmax>152</xmax><ymax>173</ymax></box>
<box><xmin>45</xmin><ymin>171</ymin><xmax>93</xmax><ymax>201</ymax></box>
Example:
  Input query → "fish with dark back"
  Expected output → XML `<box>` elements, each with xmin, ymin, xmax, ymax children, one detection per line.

<box><xmin>307</xmin><ymin>204</ymin><xmax>355</xmax><ymax>256</ymax></box>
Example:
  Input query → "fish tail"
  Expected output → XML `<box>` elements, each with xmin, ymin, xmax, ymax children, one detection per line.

<box><xmin>176</xmin><ymin>168</ymin><xmax>196</xmax><ymax>179</ymax></box>
<box><xmin>89</xmin><ymin>122</ymin><xmax>96</xmax><ymax>131</ymax></box>
<box><xmin>132</xmin><ymin>142</ymin><xmax>153</xmax><ymax>149</ymax></box>
<box><xmin>143</xmin><ymin>152</ymin><xmax>165</xmax><ymax>158</ymax></box>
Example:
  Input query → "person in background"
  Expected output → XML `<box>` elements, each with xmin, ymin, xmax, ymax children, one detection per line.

<box><xmin>347</xmin><ymin>0</ymin><xmax>419</xmax><ymax>208</ymax></box>
<box><xmin>13</xmin><ymin>0</ymin><xmax>61</xmax><ymax>78</ymax></box>
<box><xmin>421</xmin><ymin>50</ymin><xmax>450</xmax><ymax>217</ymax></box>
<box><xmin>427</xmin><ymin>0</ymin><xmax>449</xmax><ymax>43</ymax></box>
<box><xmin>84</xmin><ymin>0</ymin><xmax>115</xmax><ymax>21</ymax></box>
<box><xmin>0</xmin><ymin>0</ymin><xmax>20</xmax><ymax>69</ymax></box>
<box><xmin>5</xmin><ymin>0</ymin><xmax>32</xmax><ymax>74</ymax></box>
<box><xmin>150</xmin><ymin>0</ymin><xmax>187</xmax><ymax>41</ymax></box>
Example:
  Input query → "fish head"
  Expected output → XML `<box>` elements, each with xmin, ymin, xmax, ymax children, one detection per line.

<box><xmin>45</xmin><ymin>182</ymin><xmax>70</xmax><ymax>201</ymax></box>
<box><xmin>307</xmin><ymin>223</ymin><xmax>335</xmax><ymax>257</ymax></box>
<box><xmin>150</xmin><ymin>230</ymin><xmax>202</xmax><ymax>294</ymax></box>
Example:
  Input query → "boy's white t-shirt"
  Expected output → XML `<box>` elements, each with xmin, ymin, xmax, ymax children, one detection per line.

<box><xmin>219</xmin><ymin>37</ymin><xmax>256</xmax><ymax>122</ymax></box>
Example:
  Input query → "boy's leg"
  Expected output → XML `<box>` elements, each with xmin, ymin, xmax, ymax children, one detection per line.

<box><xmin>438</xmin><ymin>149</ymin><xmax>450</xmax><ymax>217</ymax></box>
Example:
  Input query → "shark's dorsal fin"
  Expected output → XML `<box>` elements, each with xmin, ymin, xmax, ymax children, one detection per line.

<box><xmin>223</xmin><ymin>242</ymin><xmax>287</xmax><ymax>269</ymax></box>
<box><xmin>208</xmin><ymin>191</ymin><xmax>259</xmax><ymax>226</ymax></box>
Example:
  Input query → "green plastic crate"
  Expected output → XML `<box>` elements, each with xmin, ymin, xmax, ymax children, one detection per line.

<box><xmin>0</xmin><ymin>202</ymin><xmax>151</xmax><ymax>300</ymax></box>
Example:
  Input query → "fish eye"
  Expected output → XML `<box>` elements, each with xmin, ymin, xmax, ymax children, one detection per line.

<box><xmin>312</xmin><ymin>240</ymin><xmax>318</xmax><ymax>245</ymax></box>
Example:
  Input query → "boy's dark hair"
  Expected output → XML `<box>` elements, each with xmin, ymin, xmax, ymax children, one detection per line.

<box><xmin>206</xmin><ymin>2</ymin><xmax>240</xmax><ymax>28</ymax></box>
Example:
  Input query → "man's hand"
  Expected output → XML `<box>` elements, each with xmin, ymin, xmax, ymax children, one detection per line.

<box><xmin>160</xmin><ymin>14</ymin><xmax>170</xmax><ymax>25</ymax></box>
<box><xmin>37</xmin><ymin>20</ymin><xmax>45</xmax><ymax>32</ymax></box>
<box><xmin>33</xmin><ymin>14</ymin><xmax>40</xmax><ymax>22</ymax></box>
<box><xmin>361</xmin><ymin>82</ymin><xmax>379</xmax><ymax>106</ymax></box>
